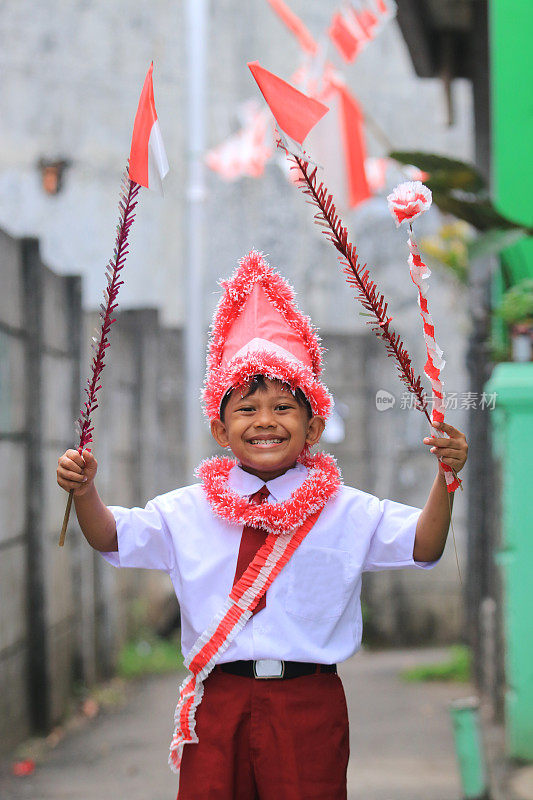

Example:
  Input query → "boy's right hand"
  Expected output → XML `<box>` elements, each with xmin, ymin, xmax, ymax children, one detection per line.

<box><xmin>57</xmin><ymin>449</ymin><xmax>97</xmax><ymax>496</ymax></box>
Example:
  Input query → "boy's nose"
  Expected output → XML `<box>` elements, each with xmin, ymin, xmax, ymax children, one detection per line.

<box><xmin>254</xmin><ymin>409</ymin><xmax>275</xmax><ymax>427</ymax></box>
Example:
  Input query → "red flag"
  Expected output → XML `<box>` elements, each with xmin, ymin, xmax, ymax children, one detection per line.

<box><xmin>337</xmin><ymin>84</ymin><xmax>371</xmax><ymax>208</ymax></box>
<box><xmin>248</xmin><ymin>61</ymin><xmax>328</xmax><ymax>149</ymax></box>
<box><xmin>266</xmin><ymin>0</ymin><xmax>318</xmax><ymax>55</ymax></box>
<box><xmin>329</xmin><ymin>12</ymin><xmax>366</xmax><ymax>62</ymax></box>
<box><xmin>129</xmin><ymin>63</ymin><xmax>169</xmax><ymax>193</ymax></box>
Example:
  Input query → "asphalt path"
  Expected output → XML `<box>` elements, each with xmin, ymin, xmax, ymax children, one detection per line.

<box><xmin>0</xmin><ymin>647</ymin><xmax>467</xmax><ymax>800</ymax></box>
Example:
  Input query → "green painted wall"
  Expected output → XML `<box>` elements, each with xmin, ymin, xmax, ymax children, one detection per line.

<box><xmin>489</xmin><ymin>2</ymin><xmax>533</xmax><ymax>760</ymax></box>
<box><xmin>490</xmin><ymin>0</ymin><xmax>533</xmax><ymax>285</ymax></box>
<box><xmin>487</xmin><ymin>364</ymin><xmax>533</xmax><ymax>760</ymax></box>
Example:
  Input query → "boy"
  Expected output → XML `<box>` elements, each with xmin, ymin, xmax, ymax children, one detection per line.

<box><xmin>57</xmin><ymin>250</ymin><xmax>468</xmax><ymax>799</ymax></box>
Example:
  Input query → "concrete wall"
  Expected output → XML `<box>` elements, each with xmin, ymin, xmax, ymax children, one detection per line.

<box><xmin>0</xmin><ymin>0</ymin><xmax>473</xmax><ymax>328</ymax></box>
<box><xmin>0</xmin><ymin>230</ymin><xmax>81</xmax><ymax>750</ymax></box>
<box><xmin>0</xmin><ymin>232</ymin><xmax>183</xmax><ymax>754</ymax></box>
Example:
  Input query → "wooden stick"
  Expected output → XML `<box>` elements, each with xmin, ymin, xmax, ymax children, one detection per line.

<box><xmin>59</xmin><ymin>490</ymin><xmax>74</xmax><ymax>547</ymax></box>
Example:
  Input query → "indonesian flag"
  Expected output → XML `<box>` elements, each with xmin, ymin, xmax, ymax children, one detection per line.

<box><xmin>248</xmin><ymin>61</ymin><xmax>329</xmax><ymax>159</ymax></box>
<box><xmin>129</xmin><ymin>62</ymin><xmax>169</xmax><ymax>193</ymax></box>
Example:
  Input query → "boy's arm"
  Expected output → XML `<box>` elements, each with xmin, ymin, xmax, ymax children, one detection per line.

<box><xmin>57</xmin><ymin>449</ymin><xmax>118</xmax><ymax>552</ymax></box>
<box><xmin>413</xmin><ymin>422</ymin><xmax>468</xmax><ymax>562</ymax></box>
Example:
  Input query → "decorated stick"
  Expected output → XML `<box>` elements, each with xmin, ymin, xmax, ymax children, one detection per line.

<box><xmin>59</xmin><ymin>63</ymin><xmax>169</xmax><ymax>546</ymax></box>
<box><xmin>387</xmin><ymin>182</ymin><xmax>461</xmax><ymax>492</ymax></box>
<box><xmin>248</xmin><ymin>62</ymin><xmax>461</xmax><ymax>491</ymax></box>
<box><xmin>58</xmin><ymin>172</ymin><xmax>140</xmax><ymax>546</ymax></box>
<box><xmin>287</xmin><ymin>151</ymin><xmax>430</xmax><ymax>417</ymax></box>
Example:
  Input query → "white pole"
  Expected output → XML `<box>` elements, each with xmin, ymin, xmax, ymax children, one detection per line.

<box><xmin>185</xmin><ymin>0</ymin><xmax>208</xmax><ymax>479</ymax></box>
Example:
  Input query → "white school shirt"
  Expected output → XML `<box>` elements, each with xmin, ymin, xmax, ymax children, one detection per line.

<box><xmin>102</xmin><ymin>462</ymin><xmax>436</xmax><ymax>665</ymax></box>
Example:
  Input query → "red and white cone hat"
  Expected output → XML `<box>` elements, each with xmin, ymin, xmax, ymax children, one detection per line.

<box><xmin>203</xmin><ymin>250</ymin><xmax>332</xmax><ymax>421</ymax></box>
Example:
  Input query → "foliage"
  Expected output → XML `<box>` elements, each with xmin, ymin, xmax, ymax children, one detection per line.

<box><xmin>400</xmin><ymin>644</ymin><xmax>471</xmax><ymax>683</ymax></box>
<box><xmin>495</xmin><ymin>279</ymin><xmax>533</xmax><ymax>325</ymax></box>
<box><xmin>117</xmin><ymin>634</ymin><xmax>183</xmax><ymax>679</ymax></box>
<box><xmin>421</xmin><ymin>221</ymin><xmax>471</xmax><ymax>284</ymax></box>
<box><xmin>391</xmin><ymin>151</ymin><xmax>486</xmax><ymax>193</ymax></box>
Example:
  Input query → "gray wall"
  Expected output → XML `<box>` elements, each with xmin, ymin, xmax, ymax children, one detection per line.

<box><xmin>0</xmin><ymin>232</ymin><xmax>183</xmax><ymax>753</ymax></box>
<box><xmin>0</xmin><ymin>230</ymin><xmax>81</xmax><ymax>749</ymax></box>
<box><xmin>0</xmin><ymin>0</ymin><xmax>472</xmax><ymax>328</ymax></box>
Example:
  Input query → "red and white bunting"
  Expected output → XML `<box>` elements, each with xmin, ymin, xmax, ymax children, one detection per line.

<box><xmin>300</xmin><ymin>67</ymin><xmax>371</xmax><ymax>210</ymax></box>
<box><xmin>329</xmin><ymin>0</ymin><xmax>397</xmax><ymax>64</ymax></box>
<box><xmin>365</xmin><ymin>156</ymin><xmax>388</xmax><ymax>193</ymax></box>
<box><xmin>205</xmin><ymin>102</ymin><xmax>272</xmax><ymax>181</ymax></box>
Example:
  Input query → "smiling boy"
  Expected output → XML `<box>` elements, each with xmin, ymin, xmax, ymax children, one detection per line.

<box><xmin>57</xmin><ymin>251</ymin><xmax>467</xmax><ymax>799</ymax></box>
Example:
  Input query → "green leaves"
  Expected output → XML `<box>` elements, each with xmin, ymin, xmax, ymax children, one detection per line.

<box><xmin>390</xmin><ymin>151</ymin><xmax>486</xmax><ymax>193</ymax></box>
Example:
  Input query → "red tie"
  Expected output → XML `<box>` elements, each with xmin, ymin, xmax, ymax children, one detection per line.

<box><xmin>232</xmin><ymin>485</ymin><xmax>269</xmax><ymax>615</ymax></box>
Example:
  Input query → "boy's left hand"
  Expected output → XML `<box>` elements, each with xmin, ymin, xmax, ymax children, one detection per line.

<box><xmin>423</xmin><ymin>421</ymin><xmax>468</xmax><ymax>475</ymax></box>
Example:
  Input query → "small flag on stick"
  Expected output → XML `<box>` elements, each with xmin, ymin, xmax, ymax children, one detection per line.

<box><xmin>129</xmin><ymin>62</ymin><xmax>169</xmax><ymax>193</ymax></box>
<box><xmin>59</xmin><ymin>64</ymin><xmax>168</xmax><ymax>547</ymax></box>
<box><xmin>248</xmin><ymin>61</ymin><xmax>328</xmax><ymax>159</ymax></box>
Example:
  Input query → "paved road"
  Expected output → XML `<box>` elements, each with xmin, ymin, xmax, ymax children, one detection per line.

<box><xmin>0</xmin><ymin>648</ymin><xmax>467</xmax><ymax>800</ymax></box>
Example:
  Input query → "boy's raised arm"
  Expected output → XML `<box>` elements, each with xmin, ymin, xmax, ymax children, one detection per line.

<box><xmin>414</xmin><ymin>422</ymin><xmax>468</xmax><ymax>563</ymax></box>
<box><xmin>57</xmin><ymin>449</ymin><xmax>118</xmax><ymax>552</ymax></box>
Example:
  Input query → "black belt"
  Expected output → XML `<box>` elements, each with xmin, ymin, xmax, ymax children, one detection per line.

<box><xmin>217</xmin><ymin>660</ymin><xmax>337</xmax><ymax>680</ymax></box>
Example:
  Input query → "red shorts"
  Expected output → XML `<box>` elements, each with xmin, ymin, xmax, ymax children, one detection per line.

<box><xmin>178</xmin><ymin>667</ymin><xmax>349</xmax><ymax>799</ymax></box>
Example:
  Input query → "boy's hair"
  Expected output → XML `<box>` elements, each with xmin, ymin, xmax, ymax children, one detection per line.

<box><xmin>219</xmin><ymin>375</ymin><xmax>313</xmax><ymax>423</ymax></box>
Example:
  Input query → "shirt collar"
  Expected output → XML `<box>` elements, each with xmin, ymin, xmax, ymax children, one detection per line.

<box><xmin>227</xmin><ymin>462</ymin><xmax>308</xmax><ymax>503</ymax></box>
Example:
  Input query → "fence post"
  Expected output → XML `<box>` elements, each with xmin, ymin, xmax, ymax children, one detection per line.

<box><xmin>22</xmin><ymin>237</ymin><xmax>50</xmax><ymax>733</ymax></box>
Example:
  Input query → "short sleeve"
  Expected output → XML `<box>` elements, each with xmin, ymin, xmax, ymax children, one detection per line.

<box><xmin>100</xmin><ymin>499</ymin><xmax>175</xmax><ymax>573</ymax></box>
<box><xmin>363</xmin><ymin>497</ymin><xmax>438</xmax><ymax>572</ymax></box>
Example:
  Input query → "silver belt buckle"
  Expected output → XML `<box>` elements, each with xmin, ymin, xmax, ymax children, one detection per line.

<box><xmin>253</xmin><ymin>659</ymin><xmax>285</xmax><ymax>679</ymax></box>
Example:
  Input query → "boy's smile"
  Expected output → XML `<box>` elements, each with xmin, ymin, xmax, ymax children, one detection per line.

<box><xmin>210</xmin><ymin>378</ymin><xmax>325</xmax><ymax>482</ymax></box>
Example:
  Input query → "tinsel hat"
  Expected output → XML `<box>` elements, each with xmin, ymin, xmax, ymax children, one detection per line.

<box><xmin>203</xmin><ymin>250</ymin><xmax>332</xmax><ymax>421</ymax></box>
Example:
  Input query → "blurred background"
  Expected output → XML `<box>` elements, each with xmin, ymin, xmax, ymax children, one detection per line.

<box><xmin>1</xmin><ymin>0</ymin><xmax>532</xmax><ymax>796</ymax></box>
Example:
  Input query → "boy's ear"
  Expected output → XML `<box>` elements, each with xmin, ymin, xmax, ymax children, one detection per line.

<box><xmin>211</xmin><ymin>418</ymin><xmax>229</xmax><ymax>448</ymax></box>
<box><xmin>306</xmin><ymin>416</ymin><xmax>325</xmax><ymax>447</ymax></box>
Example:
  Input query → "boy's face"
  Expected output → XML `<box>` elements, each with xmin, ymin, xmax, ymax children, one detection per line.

<box><xmin>210</xmin><ymin>379</ymin><xmax>325</xmax><ymax>482</ymax></box>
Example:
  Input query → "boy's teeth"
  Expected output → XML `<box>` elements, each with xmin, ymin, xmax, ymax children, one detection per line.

<box><xmin>251</xmin><ymin>438</ymin><xmax>282</xmax><ymax>444</ymax></box>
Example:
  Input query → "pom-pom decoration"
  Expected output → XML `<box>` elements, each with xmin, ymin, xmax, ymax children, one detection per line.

<box><xmin>387</xmin><ymin>180</ymin><xmax>432</xmax><ymax>227</ymax></box>
<box><xmin>387</xmin><ymin>181</ymin><xmax>461</xmax><ymax>493</ymax></box>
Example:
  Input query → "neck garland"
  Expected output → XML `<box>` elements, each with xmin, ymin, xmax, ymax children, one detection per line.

<box><xmin>196</xmin><ymin>451</ymin><xmax>342</xmax><ymax>535</ymax></box>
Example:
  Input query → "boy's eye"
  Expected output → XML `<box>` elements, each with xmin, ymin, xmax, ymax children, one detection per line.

<box><xmin>276</xmin><ymin>404</ymin><xmax>295</xmax><ymax>411</ymax></box>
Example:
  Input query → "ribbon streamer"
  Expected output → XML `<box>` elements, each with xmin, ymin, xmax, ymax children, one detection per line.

<box><xmin>388</xmin><ymin>181</ymin><xmax>461</xmax><ymax>493</ymax></box>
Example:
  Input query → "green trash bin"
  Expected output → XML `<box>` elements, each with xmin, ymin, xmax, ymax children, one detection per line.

<box><xmin>450</xmin><ymin>697</ymin><xmax>490</xmax><ymax>800</ymax></box>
